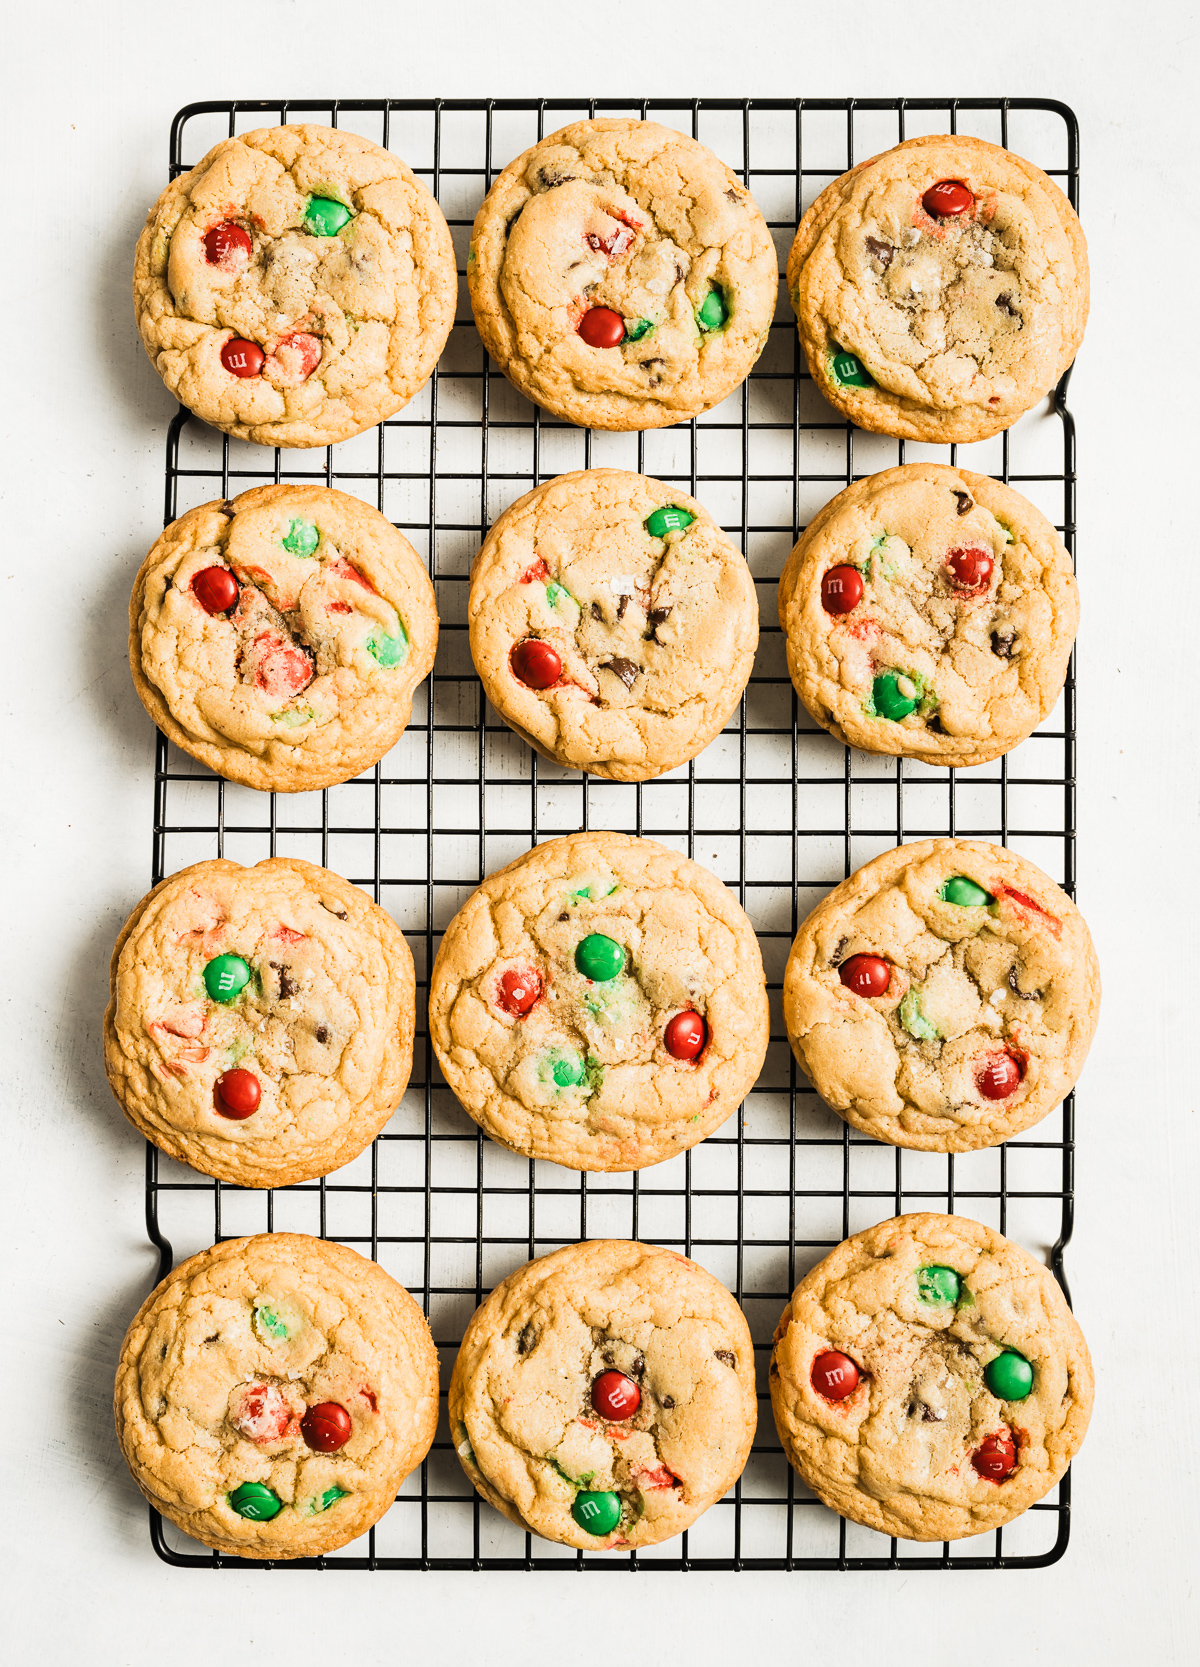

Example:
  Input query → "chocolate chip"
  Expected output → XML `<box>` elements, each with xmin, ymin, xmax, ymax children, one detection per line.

<box><xmin>558</xmin><ymin>911</ymin><xmax>570</xmax><ymax>922</ymax></box>
<box><xmin>673</xmin><ymin>260</ymin><xmax>686</xmax><ymax>286</ymax></box>
<box><xmin>220</xmin><ymin>500</ymin><xmax>236</xmax><ymax>515</ymax></box>
<box><xmin>647</xmin><ymin>606</ymin><xmax>672</xmax><ymax>630</ymax></box>
<box><xmin>661</xmin><ymin>1394</ymin><xmax>676</xmax><ymax>1407</ymax></box>
<box><xmin>991</xmin><ymin>630</ymin><xmax>1017</xmax><ymax>659</ymax></box>
<box><xmin>631</xmin><ymin>1353</ymin><xmax>644</xmax><ymax>1379</ymax></box>
<box><xmin>715</xmin><ymin>1349</ymin><xmax>736</xmax><ymax>1368</ymax></box>
<box><xmin>832</xmin><ymin>935</ymin><xmax>849</xmax><ymax>966</ymax></box>
<box><xmin>952</xmin><ymin>490</ymin><xmax>973</xmax><ymax>516</ymax></box>
<box><xmin>725</xmin><ymin>187</ymin><xmax>741</xmax><ymax>203</ymax></box>
<box><xmin>995</xmin><ymin>293</ymin><xmax>1020</xmax><ymax>318</ymax></box>
<box><xmin>926</xmin><ymin>713</ymin><xmax>944</xmax><ymax>734</ymax></box>
<box><xmin>538</xmin><ymin>167</ymin><xmax>577</xmax><ymax>189</ymax></box>
<box><xmin>517</xmin><ymin>1322</ymin><xmax>537</xmax><ymax>1355</ymax></box>
<box><xmin>640</xmin><ymin>357</ymin><xmax>665</xmax><ymax>388</ymax></box>
<box><xmin>270</xmin><ymin>961</ymin><xmax>298</xmax><ymax>1000</ymax></box>
<box><xmin>602</xmin><ymin>657</ymin><xmax>640</xmax><ymax>690</ymax></box>
<box><xmin>1007</xmin><ymin>964</ymin><xmax>1042</xmax><ymax>1001</ymax></box>
<box><xmin>921</xmin><ymin>1404</ymin><xmax>946</xmax><ymax>1423</ymax></box>
<box><xmin>616</xmin><ymin>593</ymin><xmax>629</xmax><ymax>621</ymax></box>
<box><xmin>591</xmin><ymin>601</ymin><xmax>605</xmax><ymax>622</ymax></box>
<box><xmin>204</xmin><ymin>1333</ymin><xmax>220</xmax><ymax>1344</ymax></box>
<box><xmin>316</xmin><ymin>1024</ymin><xmax>329</xmax><ymax>1044</ymax></box>
<box><xmin>865</xmin><ymin>236</ymin><xmax>894</xmax><ymax>268</ymax></box>
<box><xmin>602</xmin><ymin>1349</ymin><xmax>615</xmax><ymax>1366</ymax></box>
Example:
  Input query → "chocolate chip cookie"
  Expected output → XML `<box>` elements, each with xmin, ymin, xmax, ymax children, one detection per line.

<box><xmin>450</xmin><ymin>1239</ymin><xmax>756</xmax><ymax>1549</ymax></box>
<box><xmin>469</xmin><ymin>470</ymin><xmax>758</xmax><ymax>781</ymax></box>
<box><xmin>778</xmin><ymin>464</ymin><xmax>1078</xmax><ymax>768</ymax></box>
<box><xmin>134</xmin><ymin>124</ymin><xmax>457</xmax><ymax>447</ymax></box>
<box><xmin>783</xmin><ymin>839</ymin><xmax>1099</xmax><ymax>1151</ymax></box>
<box><xmin>770</xmin><ymin>1213</ymin><xmax>1093</xmax><ymax>1542</ymax></box>
<box><xmin>130</xmin><ymin>485</ymin><xmax>437</xmax><ymax>793</ymax></box>
<box><xmin>429</xmin><ymin>831</ymin><xmax>769</xmax><ymax>1172</ymax></box>
<box><xmin>104</xmin><ymin>858</ymin><xmax>414</xmax><ymax>1187</ymax></box>
<box><xmin>788</xmin><ymin>135</ymin><xmax>1088</xmax><ymax>442</ymax></box>
<box><xmin>114</xmin><ymin>1233</ymin><xmax>438</xmax><ymax>1558</ymax></box>
<box><xmin>469</xmin><ymin>119</ymin><xmax>778</xmax><ymax>429</ymax></box>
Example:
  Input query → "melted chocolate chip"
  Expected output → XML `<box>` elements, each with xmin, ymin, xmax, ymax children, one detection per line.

<box><xmin>315</xmin><ymin>1024</ymin><xmax>329</xmax><ymax>1044</ymax></box>
<box><xmin>715</xmin><ymin>1349</ymin><xmax>736</xmax><ymax>1368</ymax></box>
<box><xmin>661</xmin><ymin>1394</ymin><xmax>676</xmax><ymax>1407</ymax></box>
<box><xmin>631</xmin><ymin>1353</ymin><xmax>645</xmax><ymax>1379</ymax></box>
<box><xmin>865</xmin><ymin>236</ymin><xmax>894</xmax><ymax>268</ymax></box>
<box><xmin>204</xmin><ymin>1333</ymin><xmax>220</xmax><ymax>1344</ymax></box>
<box><xmin>995</xmin><ymin>293</ymin><xmax>1020</xmax><ymax>318</ymax></box>
<box><xmin>921</xmin><ymin>1405</ymin><xmax>946</xmax><ymax>1423</ymax></box>
<box><xmin>558</xmin><ymin>912</ymin><xmax>570</xmax><ymax>922</ymax></box>
<box><xmin>602</xmin><ymin>1349</ymin><xmax>615</xmax><ymax>1366</ymax></box>
<box><xmin>926</xmin><ymin>713</ymin><xmax>945</xmax><ymax>735</ymax></box>
<box><xmin>673</xmin><ymin>259</ymin><xmax>686</xmax><ymax>286</ymax></box>
<box><xmin>591</xmin><ymin>601</ymin><xmax>605</xmax><ymax>622</ymax></box>
<box><xmin>640</xmin><ymin>357</ymin><xmax>665</xmax><ymax>387</ymax></box>
<box><xmin>1007</xmin><ymin>965</ymin><xmax>1042</xmax><ymax>1001</ymax></box>
<box><xmin>538</xmin><ymin>167</ymin><xmax>577</xmax><ymax>189</ymax></box>
<box><xmin>602</xmin><ymin>657</ymin><xmax>640</xmax><ymax>690</ymax></box>
<box><xmin>647</xmin><ymin>605</ymin><xmax>672</xmax><ymax>642</ymax></box>
<box><xmin>271</xmin><ymin>961</ymin><xmax>298</xmax><ymax>1000</ymax></box>
<box><xmin>952</xmin><ymin>490</ymin><xmax>973</xmax><ymax>516</ymax></box>
<box><xmin>725</xmin><ymin>187</ymin><xmax>741</xmax><ymax>203</ymax></box>
<box><xmin>517</xmin><ymin>1322</ymin><xmax>537</xmax><ymax>1355</ymax></box>
<box><xmin>616</xmin><ymin>593</ymin><xmax>629</xmax><ymax>621</ymax></box>
<box><xmin>991</xmin><ymin>631</ymin><xmax>1017</xmax><ymax>659</ymax></box>
<box><xmin>832</xmin><ymin>935</ymin><xmax>849</xmax><ymax>966</ymax></box>
<box><xmin>220</xmin><ymin>500</ymin><xmax>236</xmax><ymax>515</ymax></box>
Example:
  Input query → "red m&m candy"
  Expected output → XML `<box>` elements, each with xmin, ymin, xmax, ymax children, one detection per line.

<box><xmin>193</xmin><ymin>566</ymin><xmax>239</xmax><ymax>615</ymax></box>
<box><xmin>839</xmin><ymin>954</ymin><xmax>891</xmax><ymax>998</ymax></box>
<box><xmin>578</xmin><ymin>307</ymin><xmax>626</xmax><ymax>348</ymax></box>
<box><xmin>947</xmin><ymin>547</ymin><xmax>994</xmax><ymax>592</ymax></box>
<box><xmin>221</xmin><ymin>338</ymin><xmax>265</xmax><ymax>378</ymax></box>
<box><xmin>664</xmin><ymin>1011</ymin><xmax>707</xmax><ymax>1060</ymax></box>
<box><xmin>922</xmin><ymin>180</ymin><xmax>974</xmax><ymax>219</ymax></box>
<box><xmin>301</xmin><ymin>1402</ymin><xmax>353</xmax><ymax>1453</ymax></box>
<box><xmin>976</xmin><ymin>1051</ymin><xmax>1024</xmax><ymax>1101</ymax></box>
<box><xmin>214</xmin><ymin>1068</ymin><xmax>261</xmax><ymax>1119</ymax></box>
<box><xmin>971</xmin><ymin>1428</ymin><xmax>1017</xmax><ymax>1482</ymax></box>
<box><xmin>591</xmin><ymin>1370</ymin><xmax>641</xmax><ymax>1421</ymax></box>
<box><xmin>821</xmin><ymin>565</ymin><xmax>863</xmax><ymax>615</ymax></box>
<box><xmin>811</xmin><ymin>1351</ymin><xmax>861</xmax><ymax>1401</ymax></box>
<box><xmin>511</xmin><ymin>638</ymin><xmax>562</xmax><ymax>689</ymax></box>
<box><xmin>498</xmin><ymin>966</ymin><xmax>543</xmax><ymax>1016</ymax></box>
<box><xmin>203</xmin><ymin>221</ymin><xmax>252</xmax><ymax>270</ymax></box>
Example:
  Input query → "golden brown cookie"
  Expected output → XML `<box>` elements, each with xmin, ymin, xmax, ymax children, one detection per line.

<box><xmin>129</xmin><ymin>485</ymin><xmax>437</xmax><ymax>793</ymax></box>
<box><xmin>429</xmin><ymin>832</ymin><xmax>769</xmax><ymax>1172</ymax></box>
<box><xmin>450</xmin><ymin>1240</ymin><xmax>756</xmax><ymax>1549</ymax></box>
<box><xmin>788</xmin><ymin>135</ymin><xmax>1088</xmax><ymax>442</ymax></box>
<box><xmin>770</xmin><ymin>1213</ymin><xmax>1093</xmax><ymax>1542</ymax></box>
<box><xmin>114</xmin><ymin>1234</ymin><xmax>438</xmax><ymax>1558</ymax></box>
<box><xmin>133</xmin><ymin>124</ymin><xmax>457</xmax><ymax>447</ymax></box>
<box><xmin>469</xmin><ymin>119</ymin><xmax>778</xmax><ymax>429</ymax></box>
<box><xmin>778</xmin><ymin>464</ymin><xmax>1078</xmax><ymax>768</ymax></box>
<box><xmin>104</xmin><ymin>858</ymin><xmax>414</xmax><ymax>1187</ymax></box>
<box><xmin>469</xmin><ymin>470</ymin><xmax>758</xmax><ymax>781</ymax></box>
<box><xmin>782</xmin><ymin>839</ymin><xmax>1100</xmax><ymax>1152</ymax></box>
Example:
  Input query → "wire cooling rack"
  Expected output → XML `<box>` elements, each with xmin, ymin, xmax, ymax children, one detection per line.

<box><xmin>143</xmin><ymin>96</ymin><xmax>1080</xmax><ymax>1571</ymax></box>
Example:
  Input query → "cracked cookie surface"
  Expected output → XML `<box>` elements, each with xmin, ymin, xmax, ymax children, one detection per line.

<box><xmin>429</xmin><ymin>832</ymin><xmax>769</xmax><ymax>1171</ymax></box>
<box><xmin>470</xmin><ymin>470</ymin><xmax>758</xmax><ymax>780</ymax></box>
<box><xmin>104</xmin><ymin>858</ymin><xmax>414</xmax><ymax>1187</ymax></box>
<box><xmin>788</xmin><ymin>135</ymin><xmax>1088</xmax><ymax>442</ymax></box>
<box><xmin>783</xmin><ymin>839</ymin><xmax>1099</xmax><ymax>1151</ymax></box>
<box><xmin>130</xmin><ymin>485</ymin><xmax>437</xmax><ymax>793</ymax></box>
<box><xmin>468</xmin><ymin>120</ymin><xmax>778</xmax><ymax>429</ymax></box>
<box><xmin>449</xmin><ymin>1239</ymin><xmax>756</xmax><ymax>1548</ymax></box>
<box><xmin>114</xmin><ymin>1233</ymin><xmax>438</xmax><ymax>1558</ymax></box>
<box><xmin>770</xmin><ymin>1213</ymin><xmax>1093</xmax><ymax>1541</ymax></box>
<box><xmin>134</xmin><ymin>125</ymin><xmax>457</xmax><ymax>447</ymax></box>
<box><xmin>778</xmin><ymin>464</ymin><xmax>1078</xmax><ymax>768</ymax></box>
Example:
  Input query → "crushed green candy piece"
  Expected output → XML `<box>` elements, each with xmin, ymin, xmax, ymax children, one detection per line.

<box><xmin>899</xmin><ymin>990</ymin><xmax>939</xmax><ymax>1041</ymax></box>
<box><xmin>253</xmin><ymin>1302</ymin><xmax>290</xmax><ymax>1341</ymax></box>
<box><xmin>545</xmin><ymin>581</ymin><xmax>575</xmax><ymax>610</ymax></box>
<box><xmin>281</xmin><ymin>517</ymin><xmax>319</xmax><ymax>557</ymax></box>
<box><xmin>367</xmin><ymin>626</ymin><xmax>409</xmax><ymax>668</ymax></box>
<box><xmin>549</xmin><ymin>1052</ymin><xmax>586</xmax><ymax>1088</ymax></box>
<box><xmin>696</xmin><ymin>287</ymin><xmax>728</xmax><ymax>331</ymax></box>
<box><xmin>625</xmin><ymin>317</ymin><xmax>654</xmax><ymax>341</ymax></box>
<box><xmin>270</xmin><ymin>707</ymin><xmax>314</xmax><ymax>728</ymax></box>
<box><xmin>312</xmin><ymin>1486</ymin><xmax>349</xmax><ymax>1514</ymax></box>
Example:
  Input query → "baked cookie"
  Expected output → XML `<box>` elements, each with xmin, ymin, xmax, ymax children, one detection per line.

<box><xmin>114</xmin><ymin>1233</ymin><xmax>437</xmax><ymax>1558</ymax></box>
<box><xmin>129</xmin><ymin>485</ymin><xmax>437</xmax><ymax>793</ymax></box>
<box><xmin>134</xmin><ymin>124</ymin><xmax>457</xmax><ymax>447</ymax></box>
<box><xmin>783</xmin><ymin>839</ymin><xmax>1099</xmax><ymax>1151</ymax></box>
<box><xmin>468</xmin><ymin>119</ymin><xmax>778</xmax><ymax>429</ymax></box>
<box><xmin>788</xmin><ymin>135</ymin><xmax>1088</xmax><ymax>442</ymax></box>
<box><xmin>769</xmin><ymin>1213</ymin><xmax>1093</xmax><ymax>1542</ymax></box>
<box><xmin>429</xmin><ymin>831</ymin><xmax>769</xmax><ymax>1172</ymax></box>
<box><xmin>469</xmin><ymin>470</ymin><xmax>758</xmax><ymax>781</ymax></box>
<box><xmin>104</xmin><ymin>858</ymin><xmax>414</xmax><ymax>1187</ymax></box>
<box><xmin>450</xmin><ymin>1240</ymin><xmax>756</xmax><ymax>1549</ymax></box>
<box><xmin>778</xmin><ymin>464</ymin><xmax>1078</xmax><ymax>768</ymax></box>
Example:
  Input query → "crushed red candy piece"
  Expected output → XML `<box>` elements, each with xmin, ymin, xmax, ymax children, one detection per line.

<box><xmin>229</xmin><ymin>1382</ymin><xmax>292</xmax><ymax>1444</ymax></box>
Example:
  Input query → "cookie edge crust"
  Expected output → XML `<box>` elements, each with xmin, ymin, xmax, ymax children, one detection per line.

<box><xmin>113</xmin><ymin>1232</ymin><xmax>439</xmax><ymax>1559</ymax></box>
<box><xmin>781</xmin><ymin>839</ymin><xmax>1100</xmax><ymax>1152</ymax></box>
<box><xmin>102</xmin><ymin>857</ymin><xmax>415</xmax><ymax>1187</ymax></box>
<box><xmin>768</xmin><ymin>1212</ymin><xmax>1094</xmax><ymax>1541</ymax></box>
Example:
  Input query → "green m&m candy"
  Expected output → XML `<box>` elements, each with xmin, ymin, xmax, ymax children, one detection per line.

<box><xmin>899</xmin><ymin>990</ymin><xmax>938</xmax><ymax>1042</ymax></box>
<box><xmin>872</xmin><ymin>671</ymin><xmax>919</xmax><ymax>722</ymax></box>
<box><xmin>313</xmin><ymin>1485</ymin><xmax>349</xmax><ymax>1513</ymax></box>
<box><xmin>575</xmin><ymin>933</ymin><xmax>625</xmax><ymax>982</ymax></box>
<box><xmin>204</xmin><ymin>953</ymin><xmax>251</xmax><ymax>1004</ymax></box>
<box><xmin>551</xmin><ymin>1053</ymin><xmax>586</xmax><ymax>1088</ymax></box>
<box><xmin>984</xmin><ymin>1351</ymin><xmax>1033</xmax><ymax>1401</ymax></box>
<box><xmin>305</xmin><ymin>196</ymin><xmax>353</xmax><ymax>237</ymax></box>
<box><xmin>941</xmin><ymin>875</ymin><xmax>994</xmax><ymax>908</ymax></box>
<box><xmin>830</xmin><ymin>347</ymin><xmax>874</xmax><ymax>388</ymax></box>
<box><xmin>367</xmin><ymin>626</ymin><xmax>409</xmax><ymax>668</ymax></box>
<box><xmin>696</xmin><ymin>287</ymin><xmax>728</xmax><ymax>331</ymax></box>
<box><xmin>917</xmin><ymin>1265</ymin><xmax>961</xmax><ymax>1305</ymax></box>
<box><xmin>626</xmin><ymin>317</ymin><xmax>654</xmax><ymax>341</ymax></box>
<box><xmin>571</xmin><ymin>1489</ymin><xmax>621</xmax><ymax>1535</ymax></box>
<box><xmin>645</xmin><ymin>505</ymin><xmax>694</xmax><ymax>538</ymax></box>
<box><xmin>229</xmin><ymin>1482</ymin><xmax>282</xmax><ymax>1521</ymax></box>
<box><xmin>281</xmin><ymin>517</ymin><xmax>319</xmax><ymax>557</ymax></box>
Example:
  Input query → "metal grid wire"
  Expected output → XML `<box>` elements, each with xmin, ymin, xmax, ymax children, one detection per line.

<box><xmin>145</xmin><ymin>96</ymin><xmax>1079</xmax><ymax>1571</ymax></box>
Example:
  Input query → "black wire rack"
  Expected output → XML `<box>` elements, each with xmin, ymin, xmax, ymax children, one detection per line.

<box><xmin>143</xmin><ymin>96</ymin><xmax>1080</xmax><ymax>1572</ymax></box>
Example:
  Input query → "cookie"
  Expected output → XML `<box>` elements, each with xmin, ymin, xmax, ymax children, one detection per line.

<box><xmin>129</xmin><ymin>485</ymin><xmax>438</xmax><ymax>793</ymax></box>
<box><xmin>469</xmin><ymin>470</ymin><xmax>758</xmax><ymax>781</ymax></box>
<box><xmin>429</xmin><ymin>831</ymin><xmax>769</xmax><ymax>1172</ymax></box>
<box><xmin>104</xmin><ymin>858</ymin><xmax>414</xmax><ymax>1187</ymax></box>
<box><xmin>449</xmin><ymin>1239</ymin><xmax>756</xmax><ymax>1549</ymax></box>
<box><xmin>114</xmin><ymin>1233</ymin><xmax>438</xmax><ymax>1558</ymax></box>
<box><xmin>133</xmin><ymin>124</ymin><xmax>457</xmax><ymax>447</ymax></box>
<box><xmin>783</xmin><ymin>839</ymin><xmax>1099</xmax><ymax>1151</ymax></box>
<box><xmin>788</xmin><ymin>135</ymin><xmax>1088</xmax><ymax>442</ymax></box>
<box><xmin>769</xmin><ymin>1213</ymin><xmax>1093</xmax><ymax>1542</ymax></box>
<box><xmin>468</xmin><ymin>119</ymin><xmax>778</xmax><ymax>429</ymax></box>
<box><xmin>778</xmin><ymin>464</ymin><xmax>1078</xmax><ymax>768</ymax></box>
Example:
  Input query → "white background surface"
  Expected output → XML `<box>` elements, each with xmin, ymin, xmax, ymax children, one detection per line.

<box><xmin>5</xmin><ymin>1</ymin><xmax>1198</xmax><ymax>1660</ymax></box>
